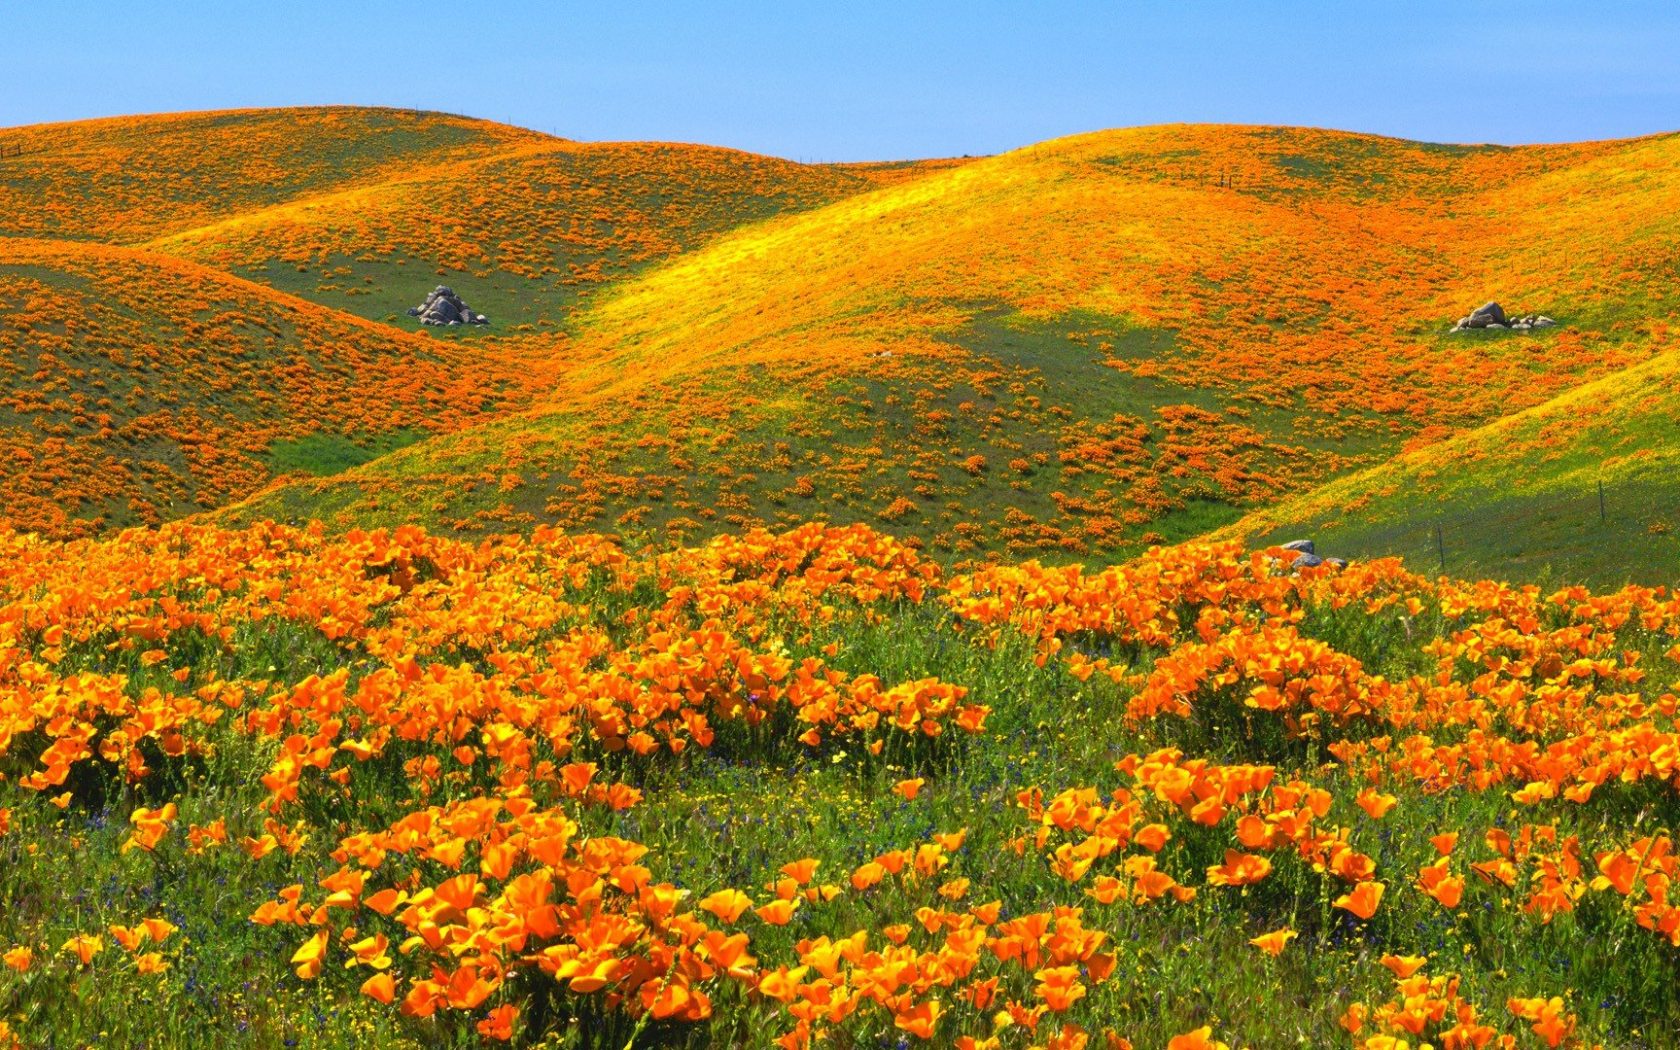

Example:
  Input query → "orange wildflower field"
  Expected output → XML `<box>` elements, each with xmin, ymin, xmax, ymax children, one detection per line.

<box><xmin>2</xmin><ymin>105</ymin><xmax>1680</xmax><ymax>1048</ymax></box>
<box><xmin>2</xmin><ymin>522</ymin><xmax>1679</xmax><ymax>1047</ymax></box>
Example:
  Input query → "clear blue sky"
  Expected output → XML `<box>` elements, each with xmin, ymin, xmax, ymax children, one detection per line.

<box><xmin>6</xmin><ymin>1</ymin><xmax>1680</xmax><ymax>160</ymax></box>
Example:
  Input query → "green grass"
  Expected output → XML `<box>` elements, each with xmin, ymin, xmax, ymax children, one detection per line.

<box><xmin>1235</xmin><ymin>345</ymin><xmax>1680</xmax><ymax>588</ymax></box>
<box><xmin>1251</xmin><ymin>471</ymin><xmax>1680</xmax><ymax>590</ymax></box>
<box><xmin>266</xmin><ymin>429</ymin><xmax>428</xmax><ymax>477</ymax></box>
<box><xmin>243</xmin><ymin>254</ymin><xmax>566</xmax><ymax>334</ymax></box>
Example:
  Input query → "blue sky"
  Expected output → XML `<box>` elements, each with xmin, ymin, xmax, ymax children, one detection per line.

<box><xmin>6</xmin><ymin>2</ymin><xmax>1680</xmax><ymax>160</ymax></box>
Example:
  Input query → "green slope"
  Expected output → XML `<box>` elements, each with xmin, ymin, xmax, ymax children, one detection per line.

<box><xmin>1226</xmin><ymin>346</ymin><xmax>1680</xmax><ymax>587</ymax></box>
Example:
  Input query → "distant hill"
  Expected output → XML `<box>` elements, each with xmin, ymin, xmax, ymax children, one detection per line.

<box><xmin>228</xmin><ymin>124</ymin><xmax>1680</xmax><ymax>561</ymax></box>
<box><xmin>0</xmin><ymin>106</ymin><xmax>545</xmax><ymax>242</ymax></box>
<box><xmin>7</xmin><ymin>108</ymin><xmax>1680</xmax><ymax>580</ymax></box>
<box><xmin>0</xmin><ymin>107</ymin><xmax>966</xmax><ymax>536</ymax></box>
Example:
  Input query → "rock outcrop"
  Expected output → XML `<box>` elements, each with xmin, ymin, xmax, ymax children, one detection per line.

<box><xmin>1277</xmin><ymin>538</ymin><xmax>1347</xmax><ymax>572</ymax></box>
<box><xmin>1451</xmin><ymin>302</ymin><xmax>1555</xmax><ymax>333</ymax></box>
<box><xmin>407</xmin><ymin>286</ymin><xmax>489</xmax><ymax>327</ymax></box>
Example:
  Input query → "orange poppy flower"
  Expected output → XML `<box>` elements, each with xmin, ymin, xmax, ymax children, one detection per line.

<box><xmin>361</xmin><ymin>972</ymin><xmax>396</xmax><ymax>1005</ymax></box>
<box><xmin>1334</xmin><ymin>880</ymin><xmax>1385</xmax><ymax>920</ymax></box>
<box><xmin>698</xmin><ymin>888</ymin><xmax>754</xmax><ymax>923</ymax></box>
<box><xmin>1248</xmin><ymin>928</ymin><xmax>1296</xmax><ymax>956</ymax></box>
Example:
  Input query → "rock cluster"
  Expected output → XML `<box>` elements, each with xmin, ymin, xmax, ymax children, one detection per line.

<box><xmin>1450</xmin><ymin>301</ymin><xmax>1554</xmax><ymax>333</ymax></box>
<box><xmin>1280</xmin><ymin>538</ymin><xmax>1347</xmax><ymax>571</ymax></box>
<box><xmin>407</xmin><ymin>286</ymin><xmax>489</xmax><ymax>327</ymax></box>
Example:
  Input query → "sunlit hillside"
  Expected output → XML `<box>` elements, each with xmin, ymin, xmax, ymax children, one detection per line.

<box><xmin>0</xmin><ymin>107</ymin><xmax>547</xmax><ymax>242</ymax></box>
<box><xmin>233</xmin><ymin>125</ymin><xmax>1680</xmax><ymax>558</ymax></box>
<box><xmin>149</xmin><ymin>140</ymin><xmax>947</xmax><ymax>331</ymax></box>
<box><xmin>1229</xmin><ymin>341</ymin><xmax>1680</xmax><ymax>586</ymax></box>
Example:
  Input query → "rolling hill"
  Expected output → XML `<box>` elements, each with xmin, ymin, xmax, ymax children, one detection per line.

<box><xmin>227</xmin><ymin>124</ymin><xmax>1680</xmax><ymax>561</ymax></box>
<box><xmin>147</xmin><ymin>139</ymin><xmax>950</xmax><ymax>332</ymax></box>
<box><xmin>6</xmin><ymin>107</ymin><xmax>1680</xmax><ymax>581</ymax></box>
<box><xmin>0</xmin><ymin>108</ymin><xmax>967</xmax><ymax>535</ymax></box>
<box><xmin>0</xmin><ymin>106</ymin><xmax>547</xmax><ymax>243</ymax></box>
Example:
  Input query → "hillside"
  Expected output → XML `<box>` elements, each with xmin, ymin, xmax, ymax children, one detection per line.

<box><xmin>0</xmin><ymin>237</ymin><xmax>560</xmax><ymax>537</ymax></box>
<box><xmin>148</xmin><ymin>140</ymin><xmax>942</xmax><ymax>332</ymax></box>
<box><xmin>0</xmin><ymin>108</ymin><xmax>968</xmax><ymax>537</ymax></box>
<box><xmin>1227</xmin><ymin>341</ymin><xmax>1680</xmax><ymax>587</ymax></box>
<box><xmin>0</xmin><ymin>106</ymin><xmax>548</xmax><ymax>243</ymax></box>
<box><xmin>7</xmin><ymin>105</ymin><xmax>1680</xmax><ymax>1050</ymax></box>
<box><xmin>230</xmin><ymin>125</ymin><xmax>1680</xmax><ymax>559</ymax></box>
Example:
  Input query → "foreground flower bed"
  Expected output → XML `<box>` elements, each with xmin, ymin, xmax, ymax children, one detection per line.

<box><xmin>1</xmin><ymin>521</ymin><xmax>1678</xmax><ymax>1048</ymax></box>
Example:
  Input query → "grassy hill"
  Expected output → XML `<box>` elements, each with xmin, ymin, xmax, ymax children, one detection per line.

<box><xmin>228</xmin><ymin>125</ymin><xmax>1680</xmax><ymax>561</ymax></box>
<box><xmin>7</xmin><ymin>108</ymin><xmax>1680</xmax><ymax>582</ymax></box>
<box><xmin>0</xmin><ymin>108</ymin><xmax>967</xmax><ymax>537</ymax></box>
<box><xmin>1226</xmin><ymin>342</ymin><xmax>1680</xmax><ymax>587</ymax></box>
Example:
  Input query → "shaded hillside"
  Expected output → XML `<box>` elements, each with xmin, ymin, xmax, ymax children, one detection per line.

<box><xmin>230</xmin><ymin>125</ymin><xmax>1680</xmax><ymax>558</ymax></box>
<box><xmin>0</xmin><ymin>237</ymin><xmax>560</xmax><ymax>537</ymax></box>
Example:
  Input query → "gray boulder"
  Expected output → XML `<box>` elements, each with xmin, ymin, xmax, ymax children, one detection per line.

<box><xmin>1292</xmin><ymin>552</ymin><xmax>1325</xmax><ymax>569</ymax></box>
<box><xmin>408</xmin><ymin>285</ymin><xmax>490</xmax><ymax>328</ymax></box>
<box><xmin>1281</xmin><ymin>539</ymin><xmax>1316</xmax><ymax>554</ymax></box>
<box><xmin>1534</xmin><ymin>316</ymin><xmax>1556</xmax><ymax>327</ymax></box>
<box><xmin>1469</xmin><ymin>301</ymin><xmax>1507</xmax><ymax>326</ymax></box>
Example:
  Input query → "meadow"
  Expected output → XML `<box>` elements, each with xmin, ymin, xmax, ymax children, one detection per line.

<box><xmin>2</xmin><ymin>522</ymin><xmax>1679</xmax><ymax>1048</ymax></box>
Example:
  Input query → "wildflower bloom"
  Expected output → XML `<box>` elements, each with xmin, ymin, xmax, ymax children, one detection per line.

<box><xmin>1334</xmin><ymin>881</ymin><xmax>1385</xmax><ymax>920</ymax></box>
<box><xmin>1248</xmin><ymin>929</ymin><xmax>1296</xmax><ymax>956</ymax></box>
